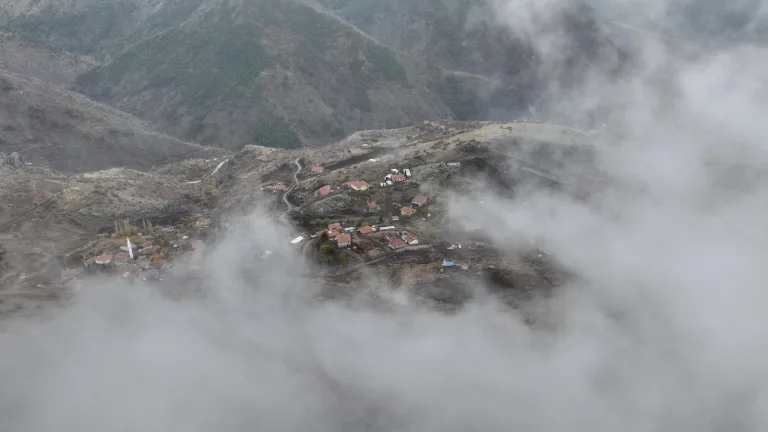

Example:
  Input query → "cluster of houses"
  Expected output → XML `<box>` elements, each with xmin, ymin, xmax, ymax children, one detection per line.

<box><xmin>62</xmin><ymin>233</ymin><xmax>207</xmax><ymax>284</ymax></box>
<box><xmin>387</xmin><ymin>232</ymin><xmax>419</xmax><ymax>250</ymax></box>
<box><xmin>380</xmin><ymin>168</ymin><xmax>411</xmax><ymax>187</ymax></box>
<box><xmin>314</xmin><ymin>222</ymin><xmax>357</xmax><ymax>248</ymax></box>
<box><xmin>308</xmin><ymin>220</ymin><xmax>423</xmax><ymax>252</ymax></box>
<box><xmin>363</xmin><ymin>195</ymin><xmax>428</xmax><ymax>218</ymax></box>
<box><xmin>311</xmin><ymin>220</ymin><xmax>422</xmax><ymax>252</ymax></box>
<box><xmin>312</xmin><ymin>165</ymin><xmax>415</xmax><ymax>197</ymax></box>
<box><xmin>396</xmin><ymin>194</ymin><xmax>429</xmax><ymax>218</ymax></box>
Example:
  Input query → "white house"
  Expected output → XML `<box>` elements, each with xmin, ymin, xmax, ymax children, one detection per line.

<box><xmin>336</xmin><ymin>233</ymin><xmax>352</xmax><ymax>248</ymax></box>
<box><xmin>403</xmin><ymin>234</ymin><xmax>419</xmax><ymax>245</ymax></box>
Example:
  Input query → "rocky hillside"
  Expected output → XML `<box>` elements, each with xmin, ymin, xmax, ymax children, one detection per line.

<box><xmin>70</xmin><ymin>0</ymin><xmax>514</xmax><ymax>150</ymax></box>
<box><xmin>0</xmin><ymin>71</ymin><xmax>226</xmax><ymax>173</ymax></box>
<box><xmin>0</xmin><ymin>0</ymin><xmax>531</xmax><ymax>151</ymax></box>
<box><xmin>0</xmin><ymin>31</ymin><xmax>96</xmax><ymax>85</ymax></box>
<box><xmin>318</xmin><ymin>0</ymin><xmax>633</xmax><ymax>92</ymax></box>
<box><xmin>317</xmin><ymin>0</ymin><xmax>534</xmax><ymax>83</ymax></box>
<box><xmin>0</xmin><ymin>162</ymin><xmax>204</xmax><ymax>288</ymax></box>
<box><xmin>0</xmin><ymin>0</ymin><xmax>209</xmax><ymax>56</ymax></box>
<box><xmin>0</xmin><ymin>0</ymin><xmax>645</xmax><ymax>155</ymax></box>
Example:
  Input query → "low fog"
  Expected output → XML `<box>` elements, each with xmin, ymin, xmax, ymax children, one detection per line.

<box><xmin>4</xmin><ymin>0</ymin><xmax>768</xmax><ymax>431</ymax></box>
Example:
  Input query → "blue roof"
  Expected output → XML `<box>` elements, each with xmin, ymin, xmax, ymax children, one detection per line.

<box><xmin>442</xmin><ymin>259</ymin><xmax>456</xmax><ymax>267</ymax></box>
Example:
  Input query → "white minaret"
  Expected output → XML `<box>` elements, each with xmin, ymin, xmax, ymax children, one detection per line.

<box><xmin>127</xmin><ymin>238</ymin><xmax>134</xmax><ymax>260</ymax></box>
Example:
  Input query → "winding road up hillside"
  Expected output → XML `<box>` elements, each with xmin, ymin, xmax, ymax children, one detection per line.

<box><xmin>280</xmin><ymin>157</ymin><xmax>303</xmax><ymax>222</ymax></box>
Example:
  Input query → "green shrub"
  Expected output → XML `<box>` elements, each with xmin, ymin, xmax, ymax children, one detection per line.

<box><xmin>320</xmin><ymin>243</ymin><xmax>334</xmax><ymax>254</ymax></box>
<box><xmin>433</xmin><ymin>74</ymin><xmax>482</xmax><ymax>120</ymax></box>
<box><xmin>251</xmin><ymin>117</ymin><xmax>302</xmax><ymax>149</ymax></box>
<box><xmin>364</xmin><ymin>44</ymin><xmax>407</xmax><ymax>83</ymax></box>
<box><xmin>76</xmin><ymin>20</ymin><xmax>273</xmax><ymax>111</ymax></box>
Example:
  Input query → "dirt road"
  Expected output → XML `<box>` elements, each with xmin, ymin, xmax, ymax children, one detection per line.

<box><xmin>184</xmin><ymin>158</ymin><xmax>229</xmax><ymax>184</ymax></box>
<box><xmin>279</xmin><ymin>157</ymin><xmax>303</xmax><ymax>222</ymax></box>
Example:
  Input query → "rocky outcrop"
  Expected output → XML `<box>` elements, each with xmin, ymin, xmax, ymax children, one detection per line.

<box><xmin>0</xmin><ymin>152</ymin><xmax>24</xmax><ymax>169</ymax></box>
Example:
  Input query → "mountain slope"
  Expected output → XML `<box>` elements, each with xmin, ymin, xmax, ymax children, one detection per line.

<box><xmin>0</xmin><ymin>71</ymin><xmax>226</xmax><ymax>173</ymax></box>
<box><xmin>316</xmin><ymin>0</ymin><xmax>535</xmax><ymax>83</ymax></box>
<box><xmin>0</xmin><ymin>31</ymin><xmax>96</xmax><ymax>85</ymax></box>
<box><xmin>0</xmin><ymin>0</ymin><xmax>208</xmax><ymax>56</ymax></box>
<box><xmin>70</xmin><ymin>0</ymin><xmax>503</xmax><ymax>150</ymax></box>
<box><xmin>320</xmin><ymin>0</ymin><xmax>636</xmax><ymax>86</ymax></box>
<box><xmin>0</xmin><ymin>0</ymin><xmax>547</xmax><ymax>150</ymax></box>
<box><xmin>0</xmin><ymin>163</ymin><xmax>202</xmax><ymax>288</ymax></box>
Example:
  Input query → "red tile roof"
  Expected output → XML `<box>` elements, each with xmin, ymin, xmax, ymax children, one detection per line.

<box><xmin>388</xmin><ymin>238</ymin><xmax>406</xmax><ymax>248</ymax></box>
<box><xmin>392</xmin><ymin>174</ymin><xmax>406</xmax><ymax>182</ymax></box>
<box><xmin>412</xmin><ymin>195</ymin><xmax>428</xmax><ymax>205</ymax></box>
<box><xmin>328</xmin><ymin>222</ymin><xmax>342</xmax><ymax>231</ymax></box>
<box><xmin>347</xmin><ymin>181</ymin><xmax>369</xmax><ymax>190</ymax></box>
<box><xmin>114</xmin><ymin>252</ymin><xmax>131</xmax><ymax>260</ymax></box>
<box><xmin>327</xmin><ymin>230</ymin><xmax>340</xmax><ymax>238</ymax></box>
<box><xmin>400</xmin><ymin>206</ymin><xmax>417</xmax><ymax>216</ymax></box>
<box><xmin>336</xmin><ymin>233</ymin><xmax>351</xmax><ymax>244</ymax></box>
<box><xmin>317</xmin><ymin>185</ymin><xmax>331</xmax><ymax>195</ymax></box>
<box><xmin>358</xmin><ymin>226</ymin><xmax>374</xmax><ymax>234</ymax></box>
<box><xmin>94</xmin><ymin>254</ymin><xmax>113</xmax><ymax>264</ymax></box>
<box><xmin>140</xmin><ymin>246</ymin><xmax>160</xmax><ymax>255</ymax></box>
<box><xmin>311</xmin><ymin>166</ymin><xmax>324</xmax><ymax>173</ymax></box>
<box><xmin>273</xmin><ymin>184</ymin><xmax>288</xmax><ymax>192</ymax></box>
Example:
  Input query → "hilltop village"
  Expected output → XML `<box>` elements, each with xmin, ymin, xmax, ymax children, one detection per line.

<box><xmin>51</xmin><ymin>120</ymin><xmax>576</xmax><ymax>306</ymax></box>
